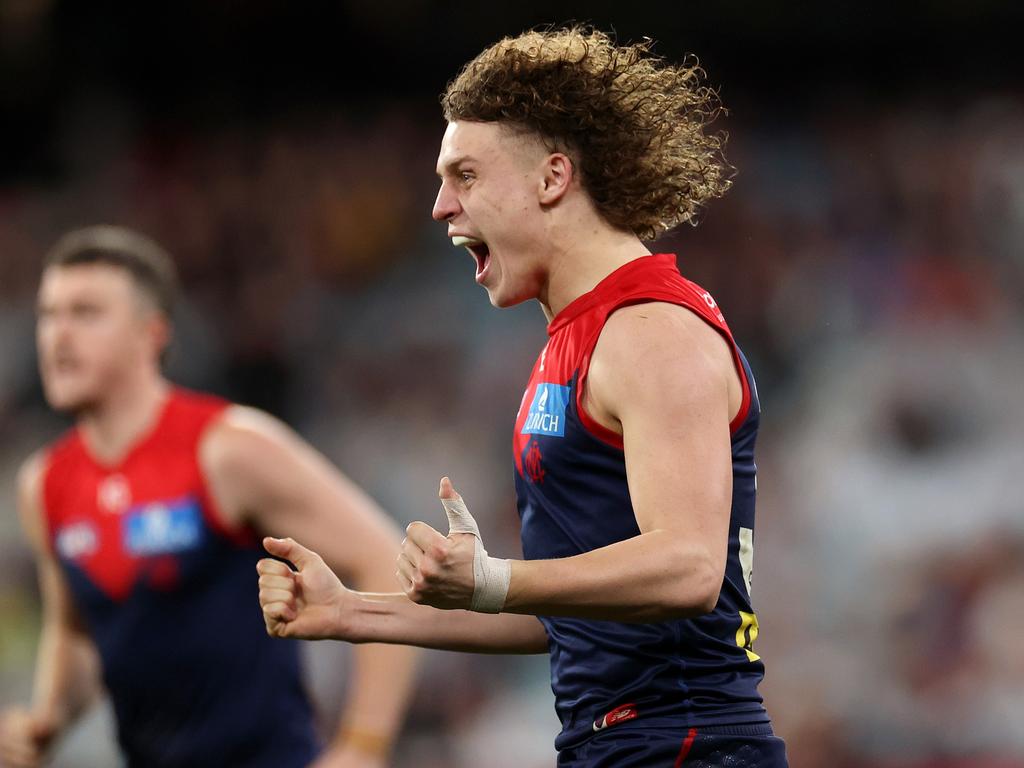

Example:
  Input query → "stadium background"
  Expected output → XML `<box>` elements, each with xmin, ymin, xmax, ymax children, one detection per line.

<box><xmin>1</xmin><ymin>2</ymin><xmax>1022</xmax><ymax>766</ymax></box>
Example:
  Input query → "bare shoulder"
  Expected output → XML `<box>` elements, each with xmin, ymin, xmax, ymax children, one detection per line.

<box><xmin>198</xmin><ymin>404</ymin><xmax>395</xmax><ymax>548</ymax></box>
<box><xmin>16</xmin><ymin>449</ymin><xmax>46</xmax><ymax>496</ymax></box>
<box><xmin>207</xmin><ymin>404</ymin><xmax>295</xmax><ymax>443</ymax></box>
<box><xmin>598</xmin><ymin>302</ymin><xmax>732</xmax><ymax>367</ymax></box>
<box><xmin>588</xmin><ymin>301</ymin><xmax>739</xmax><ymax>423</ymax></box>
<box><xmin>199</xmin><ymin>405</ymin><xmax>299</xmax><ymax>477</ymax></box>
<box><xmin>16</xmin><ymin>450</ymin><xmax>48</xmax><ymax>549</ymax></box>
<box><xmin>193</xmin><ymin>405</ymin><xmax>333</xmax><ymax>532</ymax></box>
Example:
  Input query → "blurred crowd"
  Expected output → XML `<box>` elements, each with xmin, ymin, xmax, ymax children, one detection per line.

<box><xmin>1</xmin><ymin>54</ymin><xmax>1022</xmax><ymax>768</ymax></box>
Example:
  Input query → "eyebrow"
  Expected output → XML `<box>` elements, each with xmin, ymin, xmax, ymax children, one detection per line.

<box><xmin>436</xmin><ymin>154</ymin><xmax>476</xmax><ymax>178</ymax></box>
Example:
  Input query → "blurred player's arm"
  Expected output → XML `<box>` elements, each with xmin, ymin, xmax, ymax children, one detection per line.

<box><xmin>258</xmin><ymin>535</ymin><xmax>550</xmax><ymax>653</ymax></box>
<box><xmin>199</xmin><ymin>407</ymin><xmax>418</xmax><ymax>765</ymax></box>
<box><xmin>0</xmin><ymin>454</ymin><xmax>102</xmax><ymax>768</ymax></box>
<box><xmin>400</xmin><ymin>303</ymin><xmax>736</xmax><ymax>623</ymax></box>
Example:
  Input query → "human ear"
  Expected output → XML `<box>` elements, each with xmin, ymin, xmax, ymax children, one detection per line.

<box><xmin>539</xmin><ymin>153</ymin><xmax>573</xmax><ymax>205</ymax></box>
<box><xmin>148</xmin><ymin>313</ymin><xmax>173</xmax><ymax>363</ymax></box>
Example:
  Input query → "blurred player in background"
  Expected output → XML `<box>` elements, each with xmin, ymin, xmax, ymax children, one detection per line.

<box><xmin>0</xmin><ymin>226</ymin><xmax>417</xmax><ymax>768</ymax></box>
<box><xmin>258</xmin><ymin>27</ymin><xmax>788</xmax><ymax>767</ymax></box>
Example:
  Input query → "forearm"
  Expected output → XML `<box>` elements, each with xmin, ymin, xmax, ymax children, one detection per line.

<box><xmin>31</xmin><ymin>623</ymin><xmax>100</xmax><ymax>728</ymax></box>
<box><xmin>320</xmin><ymin>522</ymin><xmax>421</xmax><ymax>752</ymax></box>
<box><xmin>329</xmin><ymin>642</ymin><xmax>417</xmax><ymax>757</ymax></box>
<box><xmin>348</xmin><ymin>591</ymin><xmax>549</xmax><ymax>654</ymax></box>
<box><xmin>504</xmin><ymin>530</ymin><xmax>722</xmax><ymax>622</ymax></box>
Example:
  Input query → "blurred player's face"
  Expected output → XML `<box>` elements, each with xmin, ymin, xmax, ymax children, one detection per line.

<box><xmin>432</xmin><ymin>121</ymin><xmax>554</xmax><ymax>308</ymax></box>
<box><xmin>36</xmin><ymin>264</ymin><xmax>167</xmax><ymax>413</ymax></box>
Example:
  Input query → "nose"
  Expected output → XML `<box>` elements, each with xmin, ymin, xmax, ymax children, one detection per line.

<box><xmin>37</xmin><ymin>311</ymin><xmax>69</xmax><ymax>358</ymax></box>
<box><xmin>432</xmin><ymin>179</ymin><xmax>460</xmax><ymax>223</ymax></box>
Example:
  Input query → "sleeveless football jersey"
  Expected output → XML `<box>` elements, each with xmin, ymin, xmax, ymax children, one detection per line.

<box><xmin>514</xmin><ymin>254</ymin><xmax>770</xmax><ymax>751</ymax></box>
<box><xmin>41</xmin><ymin>389</ymin><xmax>320</xmax><ymax>768</ymax></box>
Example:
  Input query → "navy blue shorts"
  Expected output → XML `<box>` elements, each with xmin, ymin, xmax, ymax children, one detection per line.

<box><xmin>557</xmin><ymin>723</ymin><xmax>788</xmax><ymax>768</ymax></box>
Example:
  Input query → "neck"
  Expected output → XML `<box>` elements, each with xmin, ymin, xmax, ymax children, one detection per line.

<box><xmin>78</xmin><ymin>370</ymin><xmax>170</xmax><ymax>465</ymax></box>
<box><xmin>538</xmin><ymin>220</ymin><xmax>651</xmax><ymax>322</ymax></box>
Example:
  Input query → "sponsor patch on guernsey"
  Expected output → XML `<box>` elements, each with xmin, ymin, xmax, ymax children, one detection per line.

<box><xmin>593</xmin><ymin>702</ymin><xmax>639</xmax><ymax>732</ymax></box>
<box><xmin>56</xmin><ymin>522</ymin><xmax>99</xmax><ymax>560</ymax></box>
<box><xmin>520</xmin><ymin>383</ymin><xmax>571</xmax><ymax>437</ymax></box>
<box><xmin>123</xmin><ymin>496</ymin><xmax>203</xmax><ymax>556</ymax></box>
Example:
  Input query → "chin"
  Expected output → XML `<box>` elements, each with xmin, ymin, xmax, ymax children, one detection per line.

<box><xmin>485</xmin><ymin>282</ymin><xmax>534</xmax><ymax>309</ymax></box>
<box><xmin>487</xmin><ymin>292</ymin><xmax>527</xmax><ymax>309</ymax></box>
<box><xmin>43</xmin><ymin>383</ymin><xmax>98</xmax><ymax>414</ymax></box>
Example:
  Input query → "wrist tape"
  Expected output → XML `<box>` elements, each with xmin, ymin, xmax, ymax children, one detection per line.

<box><xmin>441</xmin><ymin>496</ymin><xmax>511</xmax><ymax>613</ymax></box>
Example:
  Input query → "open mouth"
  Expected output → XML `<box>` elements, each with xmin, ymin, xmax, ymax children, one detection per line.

<box><xmin>452</xmin><ymin>235</ymin><xmax>491</xmax><ymax>280</ymax></box>
<box><xmin>53</xmin><ymin>355</ymin><xmax>81</xmax><ymax>374</ymax></box>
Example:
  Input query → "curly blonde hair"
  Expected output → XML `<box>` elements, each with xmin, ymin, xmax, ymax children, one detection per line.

<box><xmin>442</xmin><ymin>26</ymin><xmax>733</xmax><ymax>241</ymax></box>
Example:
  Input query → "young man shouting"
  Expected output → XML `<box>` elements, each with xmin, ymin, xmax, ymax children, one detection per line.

<box><xmin>259</xmin><ymin>28</ymin><xmax>788</xmax><ymax>767</ymax></box>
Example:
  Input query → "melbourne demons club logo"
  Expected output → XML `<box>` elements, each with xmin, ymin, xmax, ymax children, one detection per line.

<box><xmin>524</xmin><ymin>440</ymin><xmax>545</xmax><ymax>483</ymax></box>
<box><xmin>98</xmin><ymin>474</ymin><xmax>131</xmax><ymax>514</ymax></box>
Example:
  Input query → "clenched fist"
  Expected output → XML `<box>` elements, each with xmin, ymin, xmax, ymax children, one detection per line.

<box><xmin>0</xmin><ymin>707</ymin><xmax>58</xmax><ymax>768</ymax></box>
<box><xmin>397</xmin><ymin>478</ymin><xmax>510</xmax><ymax>613</ymax></box>
<box><xmin>257</xmin><ymin>537</ymin><xmax>351</xmax><ymax>640</ymax></box>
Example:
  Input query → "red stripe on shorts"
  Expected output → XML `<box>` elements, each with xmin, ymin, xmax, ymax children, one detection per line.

<box><xmin>673</xmin><ymin>727</ymin><xmax>698</xmax><ymax>767</ymax></box>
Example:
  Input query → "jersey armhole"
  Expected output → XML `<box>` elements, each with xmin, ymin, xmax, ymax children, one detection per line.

<box><xmin>576</xmin><ymin>341</ymin><xmax>626</xmax><ymax>450</ymax></box>
<box><xmin>574</xmin><ymin>299</ymin><xmax>753</xmax><ymax>450</ymax></box>
<box><xmin>726</xmin><ymin>344</ymin><xmax>753</xmax><ymax>434</ymax></box>
<box><xmin>196</xmin><ymin>411</ymin><xmax>259</xmax><ymax>549</ymax></box>
<box><xmin>36</xmin><ymin>454</ymin><xmax>60</xmax><ymax>557</ymax></box>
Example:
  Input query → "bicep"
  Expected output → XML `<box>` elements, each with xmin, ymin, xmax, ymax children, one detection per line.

<box><xmin>263</xmin><ymin>461</ymin><xmax>402</xmax><ymax>585</ymax></box>
<box><xmin>201</xmin><ymin>408</ymin><xmax>402</xmax><ymax>583</ymax></box>
<box><xmin>591</xmin><ymin>305</ymin><xmax>735</xmax><ymax>546</ymax></box>
<box><xmin>619</xmin><ymin>369</ymin><xmax>733</xmax><ymax>541</ymax></box>
<box><xmin>16</xmin><ymin>455</ymin><xmax>87</xmax><ymax>632</ymax></box>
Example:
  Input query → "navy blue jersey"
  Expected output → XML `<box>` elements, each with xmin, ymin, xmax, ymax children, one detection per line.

<box><xmin>513</xmin><ymin>255</ymin><xmax>771</xmax><ymax>751</ymax></box>
<box><xmin>42</xmin><ymin>390</ymin><xmax>320</xmax><ymax>767</ymax></box>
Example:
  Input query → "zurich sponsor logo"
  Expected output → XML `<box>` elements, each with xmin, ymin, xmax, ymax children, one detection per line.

<box><xmin>520</xmin><ymin>383</ymin><xmax>570</xmax><ymax>438</ymax></box>
<box><xmin>123</xmin><ymin>497</ymin><xmax>203</xmax><ymax>556</ymax></box>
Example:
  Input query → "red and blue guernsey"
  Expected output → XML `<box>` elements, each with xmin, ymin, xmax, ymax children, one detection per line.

<box><xmin>514</xmin><ymin>254</ymin><xmax>770</xmax><ymax>751</ymax></box>
<box><xmin>41</xmin><ymin>389</ymin><xmax>320</xmax><ymax>768</ymax></box>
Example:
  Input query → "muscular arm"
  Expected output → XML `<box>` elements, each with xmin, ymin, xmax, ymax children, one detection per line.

<box><xmin>198</xmin><ymin>408</ymin><xmax>419</xmax><ymax>759</ymax></box>
<box><xmin>259</xmin><ymin>536</ymin><xmax>549</xmax><ymax>655</ymax></box>
<box><xmin>507</xmin><ymin>303</ymin><xmax>737</xmax><ymax>621</ymax></box>
<box><xmin>403</xmin><ymin>303</ymin><xmax>740</xmax><ymax>623</ymax></box>
<box><xmin>0</xmin><ymin>455</ymin><xmax>102</xmax><ymax>767</ymax></box>
<box><xmin>346</xmin><ymin>599</ymin><xmax>550</xmax><ymax>655</ymax></box>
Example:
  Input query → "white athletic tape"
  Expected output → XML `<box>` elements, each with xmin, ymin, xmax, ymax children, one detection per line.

<box><xmin>441</xmin><ymin>496</ymin><xmax>511</xmax><ymax>613</ymax></box>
